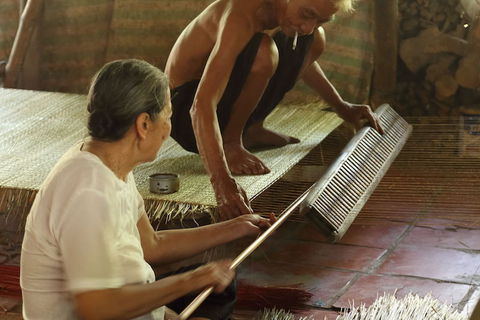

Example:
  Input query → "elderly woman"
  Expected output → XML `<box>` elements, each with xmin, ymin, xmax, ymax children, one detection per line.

<box><xmin>20</xmin><ymin>59</ymin><xmax>271</xmax><ymax>320</ymax></box>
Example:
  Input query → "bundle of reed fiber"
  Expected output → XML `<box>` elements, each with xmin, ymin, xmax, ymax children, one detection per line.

<box><xmin>236</xmin><ymin>282</ymin><xmax>313</xmax><ymax>313</ymax></box>
<box><xmin>254</xmin><ymin>308</ymin><xmax>314</xmax><ymax>320</ymax></box>
<box><xmin>0</xmin><ymin>265</ymin><xmax>21</xmax><ymax>298</ymax></box>
<box><xmin>337</xmin><ymin>293</ymin><xmax>467</xmax><ymax>320</ymax></box>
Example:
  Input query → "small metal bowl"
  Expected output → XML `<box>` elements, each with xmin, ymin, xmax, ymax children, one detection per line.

<box><xmin>149</xmin><ymin>173</ymin><xmax>180</xmax><ymax>194</ymax></box>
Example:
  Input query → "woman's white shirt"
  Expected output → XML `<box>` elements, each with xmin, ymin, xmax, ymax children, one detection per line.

<box><xmin>20</xmin><ymin>142</ymin><xmax>164</xmax><ymax>320</ymax></box>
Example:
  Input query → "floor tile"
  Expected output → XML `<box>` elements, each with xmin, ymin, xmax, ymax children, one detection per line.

<box><xmin>423</xmin><ymin>205</ymin><xmax>480</xmax><ymax>227</ymax></box>
<box><xmin>461</xmin><ymin>286</ymin><xmax>480</xmax><ymax>318</ymax></box>
<box><xmin>0</xmin><ymin>296</ymin><xmax>22</xmax><ymax>313</ymax></box>
<box><xmin>251</xmin><ymin>239</ymin><xmax>386</xmax><ymax>272</ymax></box>
<box><xmin>402</xmin><ymin>226</ymin><xmax>480</xmax><ymax>250</ymax></box>
<box><xmin>275</xmin><ymin>220</ymin><xmax>410</xmax><ymax>250</ymax></box>
<box><xmin>233</xmin><ymin>308</ymin><xmax>341</xmax><ymax>320</ymax></box>
<box><xmin>274</xmin><ymin>220</ymin><xmax>330</xmax><ymax>243</ymax></box>
<box><xmin>338</xmin><ymin>222</ymin><xmax>409</xmax><ymax>249</ymax></box>
<box><xmin>334</xmin><ymin>274</ymin><xmax>471</xmax><ymax>310</ymax></box>
<box><xmin>356</xmin><ymin>200</ymin><xmax>421</xmax><ymax>224</ymax></box>
<box><xmin>238</xmin><ymin>261</ymin><xmax>357</xmax><ymax>307</ymax></box>
<box><xmin>377</xmin><ymin>246</ymin><xmax>480</xmax><ymax>284</ymax></box>
<box><xmin>0</xmin><ymin>314</ymin><xmax>23</xmax><ymax>320</ymax></box>
<box><xmin>415</xmin><ymin>217</ymin><xmax>475</xmax><ymax>228</ymax></box>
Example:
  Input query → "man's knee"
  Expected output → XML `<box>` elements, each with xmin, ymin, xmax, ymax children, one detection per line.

<box><xmin>250</xmin><ymin>35</ymin><xmax>279</xmax><ymax>78</ymax></box>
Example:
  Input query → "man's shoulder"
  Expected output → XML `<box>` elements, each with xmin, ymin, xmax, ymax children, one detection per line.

<box><xmin>316</xmin><ymin>27</ymin><xmax>326</xmax><ymax>41</ymax></box>
<box><xmin>211</xmin><ymin>0</ymin><xmax>258</xmax><ymax>30</ymax></box>
<box><xmin>191</xmin><ymin>0</ymin><xmax>255</xmax><ymax>41</ymax></box>
<box><xmin>217</xmin><ymin>10</ymin><xmax>257</xmax><ymax>45</ymax></box>
<box><xmin>310</xmin><ymin>27</ymin><xmax>327</xmax><ymax>53</ymax></box>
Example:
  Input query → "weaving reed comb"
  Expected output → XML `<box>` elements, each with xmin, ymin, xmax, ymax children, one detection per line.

<box><xmin>300</xmin><ymin>103</ymin><xmax>412</xmax><ymax>242</ymax></box>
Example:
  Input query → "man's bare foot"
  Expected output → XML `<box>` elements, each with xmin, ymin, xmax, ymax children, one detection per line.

<box><xmin>243</xmin><ymin>123</ymin><xmax>300</xmax><ymax>150</ymax></box>
<box><xmin>224</xmin><ymin>143</ymin><xmax>271</xmax><ymax>175</ymax></box>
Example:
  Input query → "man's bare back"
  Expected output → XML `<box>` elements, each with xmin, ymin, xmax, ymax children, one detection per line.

<box><xmin>166</xmin><ymin>1</ymin><xmax>262</xmax><ymax>88</ymax></box>
<box><xmin>165</xmin><ymin>0</ymin><xmax>383</xmax><ymax>219</ymax></box>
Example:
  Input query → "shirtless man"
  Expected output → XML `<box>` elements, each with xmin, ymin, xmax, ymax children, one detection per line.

<box><xmin>165</xmin><ymin>0</ymin><xmax>383</xmax><ymax>219</ymax></box>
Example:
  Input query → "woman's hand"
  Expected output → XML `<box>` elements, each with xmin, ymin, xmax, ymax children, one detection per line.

<box><xmin>192</xmin><ymin>260</ymin><xmax>235</xmax><ymax>293</ymax></box>
<box><xmin>233</xmin><ymin>213</ymin><xmax>276</xmax><ymax>236</ymax></box>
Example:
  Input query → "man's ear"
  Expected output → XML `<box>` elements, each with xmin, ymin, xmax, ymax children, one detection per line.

<box><xmin>135</xmin><ymin>112</ymin><xmax>150</xmax><ymax>139</ymax></box>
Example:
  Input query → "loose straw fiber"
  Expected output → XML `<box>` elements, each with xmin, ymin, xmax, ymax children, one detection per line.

<box><xmin>235</xmin><ymin>293</ymin><xmax>467</xmax><ymax>320</ymax></box>
<box><xmin>337</xmin><ymin>293</ymin><xmax>468</xmax><ymax>320</ymax></box>
<box><xmin>0</xmin><ymin>88</ymin><xmax>341</xmax><ymax>226</ymax></box>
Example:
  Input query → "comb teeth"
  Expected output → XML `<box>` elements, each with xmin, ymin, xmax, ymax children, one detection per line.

<box><xmin>300</xmin><ymin>104</ymin><xmax>412</xmax><ymax>242</ymax></box>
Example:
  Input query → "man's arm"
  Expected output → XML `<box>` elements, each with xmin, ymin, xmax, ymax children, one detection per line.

<box><xmin>191</xmin><ymin>14</ymin><xmax>257</xmax><ymax>218</ymax></box>
<box><xmin>302</xmin><ymin>28</ymin><xmax>383</xmax><ymax>134</ymax></box>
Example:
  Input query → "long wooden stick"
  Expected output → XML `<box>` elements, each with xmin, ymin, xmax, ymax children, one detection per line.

<box><xmin>178</xmin><ymin>191</ymin><xmax>310</xmax><ymax>320</ymax></box>
<box><xmin>4</xmin><ymin>0</ymin><xmax>44</xmax><ymax>88</ymax></box>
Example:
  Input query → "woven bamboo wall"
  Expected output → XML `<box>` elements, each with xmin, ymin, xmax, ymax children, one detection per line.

<box><xmin>40</xmin><ymin>0</ymin><xmax>113</xmax><ymax>92</ymax></box>
<box><xmin>321</xmin><ymin>0</ymin><xmax>374</xmax><ymax>103</ymax></box>
<box><xmin>38</xmin><ymin>0</ymin><xmax>212</xmax><ymax>93</ymax></box>
<box><xmin>290</xmin><ymin>0</ymin><xmax>374</xmax><ymax>104</ymax></box>
<box><xmin>0</xmin><ymin>0</ymin><xmax>374</xmax><ymax>103</ymax></box>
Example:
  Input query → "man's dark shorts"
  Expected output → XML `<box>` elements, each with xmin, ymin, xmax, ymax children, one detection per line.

<box><xmin>170</xmin><ymin>31</ymin><xmax>314</xmax><ymax>153</ymax></box>
<box><xmin>158</xmin><ymin>264</ymin><xmax>236</xmax><ymax>320</ymax></box>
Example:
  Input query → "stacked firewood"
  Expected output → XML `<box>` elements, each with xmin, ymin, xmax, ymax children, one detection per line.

<box><xmin>395</xmin><ymin>0</ymin><xmax>480</xmax><ymax>116</ymax></box>
<box><xmin>400</xmin><ymin>0</ymin><xmax>467</xmax><ymax>37</ymax></box>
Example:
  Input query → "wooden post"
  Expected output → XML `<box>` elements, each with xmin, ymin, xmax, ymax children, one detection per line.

<box><xmin>0</xmin><ymin>61</ymin><xmax>5</xmax><ymax>79</ymax></box>
<box><xmin>4</xmin><ymin>0</ymin><xmax>44</xmax><ymax>88</ymax></box>
<box><xmin>371</xmin><ymin>0</ymin><xmax>398</xmax><ymax>108</ymax></box>
<box><xmin>472</xmin><ymin>299</ymin><xmax>480</xmax><ymax>320</ymax></box>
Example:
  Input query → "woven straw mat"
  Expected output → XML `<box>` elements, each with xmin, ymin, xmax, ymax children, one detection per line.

<box><xmin>0</xmin><ymin>88</ymin><xmax>341</xmax><ymax>217</ymax></box>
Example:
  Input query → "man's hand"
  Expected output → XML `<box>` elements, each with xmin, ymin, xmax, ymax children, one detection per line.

<box><xmin>335</xmin><ymin>101</ymin><xmax>384</xmax><ymax>135</ymax></box>
<box><xmin>214</xmin><ymin>176</ymin><xmax>253</xmax><ymax>220</ymax></box>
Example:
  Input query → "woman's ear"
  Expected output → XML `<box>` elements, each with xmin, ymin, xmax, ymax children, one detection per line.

<box><xmin>135</xmin><ymin>112</ymin><xmax>150</xmax><ymax>139</ymax></box>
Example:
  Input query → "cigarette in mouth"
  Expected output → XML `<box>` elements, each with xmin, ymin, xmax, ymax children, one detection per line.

<box><xmin>292</xmin><ymin>32</ymin><xmax>298</xmax><ymax>50</ymax></box>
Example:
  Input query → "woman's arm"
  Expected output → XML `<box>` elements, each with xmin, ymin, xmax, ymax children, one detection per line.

<box><xmin>74</xmin><ymin>260</ymin><xmax>233</xmax><ymax>320</ymax></box>
<box><xmin>138</xmin><ymin>213</ymin><xmax>271</xmax><ymax>265</ymax></box>
<box><xmin>75</xmin><ymin>211</ymin><xmax>272</xmax><ymax>319</ymax></box>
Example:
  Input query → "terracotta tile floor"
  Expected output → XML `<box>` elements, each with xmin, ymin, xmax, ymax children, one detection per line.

<box><xmin>335</xmin><ymin>274</ymin><xmax>473</xmax><ymax>307</ymax></box>
<box><xmin>237</xmin><ymin>261</ymin><xmax>357</xmax><ymax>307</ymax></box>
<box><xmin>403</xmin><ymin>225</ymin><xmax>480</xmax><ymax>250</ymax></box>
<box><xmin>377</xmin><ymin>245</ymin><xmax>480</xmax><ymax>284</ymax></box>
<box><xmin>250</xmin><ymin>237</ymin><xmax>387</xmax><ymax>272</ymax></box>
<box><xmin>234</xmin><ymin>118</ymin><xmax>480</xmax><ymax>318</ymax></box>
<box><xmin>235</xmin><ymin>217</ymin><xmax>480</xmax><ymax>318</ymax></box>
